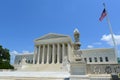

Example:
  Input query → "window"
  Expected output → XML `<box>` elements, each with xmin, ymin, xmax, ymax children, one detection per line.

<box><xmin>105</xmin><ymin>57</ymin><xmax>109</xmax><ymax>62</ymax></box>
<box><xmin>100</xmin><ymin>57</ymin><xmax>103</xmax><ymax>62</ymax></box>
<box><xmin>18</xmin><ymin>60</ymin><xmax>21</xmax><ymax>64</ymax></box>
<box><xmin>31</xmin><ymin>60</ymin><xmax>33</xmax><ymax>63</ymax></box>
<box><xmin>35</xmin><ymin>60</ymin><xmax>37</xmax><ymax>64</ymax></box>
<box><xmin>28</xmin><ymin>60</ymin><xmax>30</xmax><ymax>63</ymax></box>
<box><xmin>94</xmin><ymin>57</ymin><xmax>97</xmax><ymax>62</ymax></box>
<box><xmin>26</xmin><ymin>60</ymin><xmax>27</xmax><ymax>63</ymax></box>
<box><xmin>89</xmin><ymin>57</ymin><xmax>92</xmax><ymax>62</ymax></box>
<box><xmin>76</xmin><ymin>59</ymin><xmax>81</xmax><ymax>61</ymax></box>
<box><xmin>84</xmin><ymin>58</ymin><xmax>87</xmax><ymax>62</ymax></box>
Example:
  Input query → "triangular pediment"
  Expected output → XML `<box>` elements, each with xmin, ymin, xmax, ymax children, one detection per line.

<box><xmin>35</xmin><ymin>33</ymin><xmax>69</xmax><ymax>41</ymax></box>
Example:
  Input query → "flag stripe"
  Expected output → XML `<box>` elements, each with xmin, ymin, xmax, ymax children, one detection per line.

<box><xmin>99</xmin><ymin>8</ymin><xmax>107</xmax><ymax>21</ymax></box>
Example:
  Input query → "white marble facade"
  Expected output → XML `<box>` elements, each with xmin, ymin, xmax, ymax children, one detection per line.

<box><xmin>12</xmin><ymin>29</ymin><xmax>120</xmax><ymax>80</ymax></box>
<box><xmin>14</xmin><ymin>29</ymin><xmax>117</xmax><ymax>66</ymax></box>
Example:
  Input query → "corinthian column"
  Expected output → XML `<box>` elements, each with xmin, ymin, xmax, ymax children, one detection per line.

<box><xmin>52</xmin><ymin>44</ymin><xmax>55</xmax><ymax>64</ymax></box>
<box><xmin>47</xmin><ymin>44</ymin><xmax>49</xmax><ymax>64</ymax></box>
<box><xmin>57</xmin><ymin>43</ymin><xmax>60</xmax><ymax>64</ymax></box>
<box><xmin>33</xmin><ymin>46</ymin><xmax>36</xmax><ymax>64</ymax></box>
<box><xmin>37</xmin><ymin>46</ymin><xmax>40</xmax><ymax>64</ymax></box>
<box><xmin>62</xmin><ymin>43</ymin><xmax>65</xmax><ymax>62</ymax></box>
<box><xmin>67</xmin><ymin>43</ymin><xmax>71</xmax><ymax>61</ymax></box>
<box><xmin>42</xmin><ymin>45</ymin><xmax>45</xmax><ymax>64</ymax></box>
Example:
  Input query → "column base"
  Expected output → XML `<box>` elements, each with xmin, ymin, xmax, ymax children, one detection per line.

<box><xmin>41</xmin><ymin>62</ymin><xmax>44</xmax><ymax>64</ymax></box>
<box><xmin>57</xmin><ymin>62</ymin><xmax>60</xmax><ymax>64</ymax></box>
<box><xmin>46</xmin><ymin>62</ymin><xmax>49</xmax><ymax>64</ymax></box>
<box><xmin>37</xmin><ymin>62</ymin><xmax>39</xmax><ymax>64</ymax></box>
<box><xmin>52</xmin><ymin>62</ymin><xmax>54</xmax><ymax>64</ymax></box>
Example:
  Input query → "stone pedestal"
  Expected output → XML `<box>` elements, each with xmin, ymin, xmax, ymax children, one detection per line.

<box><xmin>70</xmin><ymin>63</ymin><xmax>86</xmax><ymax>75</ymax></box>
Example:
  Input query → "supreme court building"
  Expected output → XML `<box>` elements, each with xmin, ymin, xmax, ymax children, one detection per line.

<box><xmin>11</xmin><ymin>29</ymin><xmax>120</xmax><ymax>80</ymax></box>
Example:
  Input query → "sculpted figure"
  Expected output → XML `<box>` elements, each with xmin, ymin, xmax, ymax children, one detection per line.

<box><xmin>62</xmin><ymin>56</ymin><xmax>70</xmax><ymax>72</ymax></box>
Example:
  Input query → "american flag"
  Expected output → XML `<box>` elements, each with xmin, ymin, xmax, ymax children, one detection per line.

<box><xmin>99</xmin><ymin>8</ymin><xmax>107</xmax><ymax>21</ymax></box>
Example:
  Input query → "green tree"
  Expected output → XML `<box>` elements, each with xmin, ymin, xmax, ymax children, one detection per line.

<box><xmin>0</xmin><ymin>45</ymin><xmax>14</xmax><ymax>69</ymax></box>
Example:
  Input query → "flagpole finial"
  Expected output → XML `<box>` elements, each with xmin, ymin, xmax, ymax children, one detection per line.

<box><xmin>103</xmin><ymin>3</ymin><xmax>105</xmax><ymax>7</ymax></box>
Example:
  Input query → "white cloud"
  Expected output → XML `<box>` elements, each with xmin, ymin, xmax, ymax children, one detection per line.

<box><xmin>87</xmin><ymin>45</ymin><xmax>94</xmax><ymax>49</ymax></box>
<box><xmin>10</xmin><ymin>50</ymin><xmax>19</xmax><ymax>64</ymax></box>
<box><xmin>10</xmin><ymin>50</ymin><xmax>19</xmax><ymax>55</ymax></box>
<box><xmin>101</xmin><ymin>34</ymin><xmax>120</xmax><ymax>46</ymax></box>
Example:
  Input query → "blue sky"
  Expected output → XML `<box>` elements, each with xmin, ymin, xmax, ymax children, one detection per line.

<box><xmin>0</xmin><ymin>0</ymin><xmax>120</xmax><ymax>64</ymax></box>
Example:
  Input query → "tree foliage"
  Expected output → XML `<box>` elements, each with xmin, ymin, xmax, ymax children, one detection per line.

<box><xmin>0</xmin><ymin>45</ymin><xmax>14</xmax><ymax>69</ymax></box>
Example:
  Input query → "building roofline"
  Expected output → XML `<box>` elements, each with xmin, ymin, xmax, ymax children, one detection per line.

<box><xmin>80</xmin><ymin>48</ymin><xmax>114</xmax><ymax>51</ymax></box>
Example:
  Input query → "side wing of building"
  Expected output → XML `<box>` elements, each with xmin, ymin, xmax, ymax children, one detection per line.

<box><xmin>14</xmin><ymin>54</ymin><xmax>33</xmax><ymax>64</ymax></box>
<box><xmin>81</xmin><ymin>48</ymin><xmax>117</xmax><ymax>64</ymax></box>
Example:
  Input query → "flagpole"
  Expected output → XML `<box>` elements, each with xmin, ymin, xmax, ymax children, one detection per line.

<box><xmin>103</xmin><ymin>3</ymin><xmax>118</xmax><ymax>62</ymax></box>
